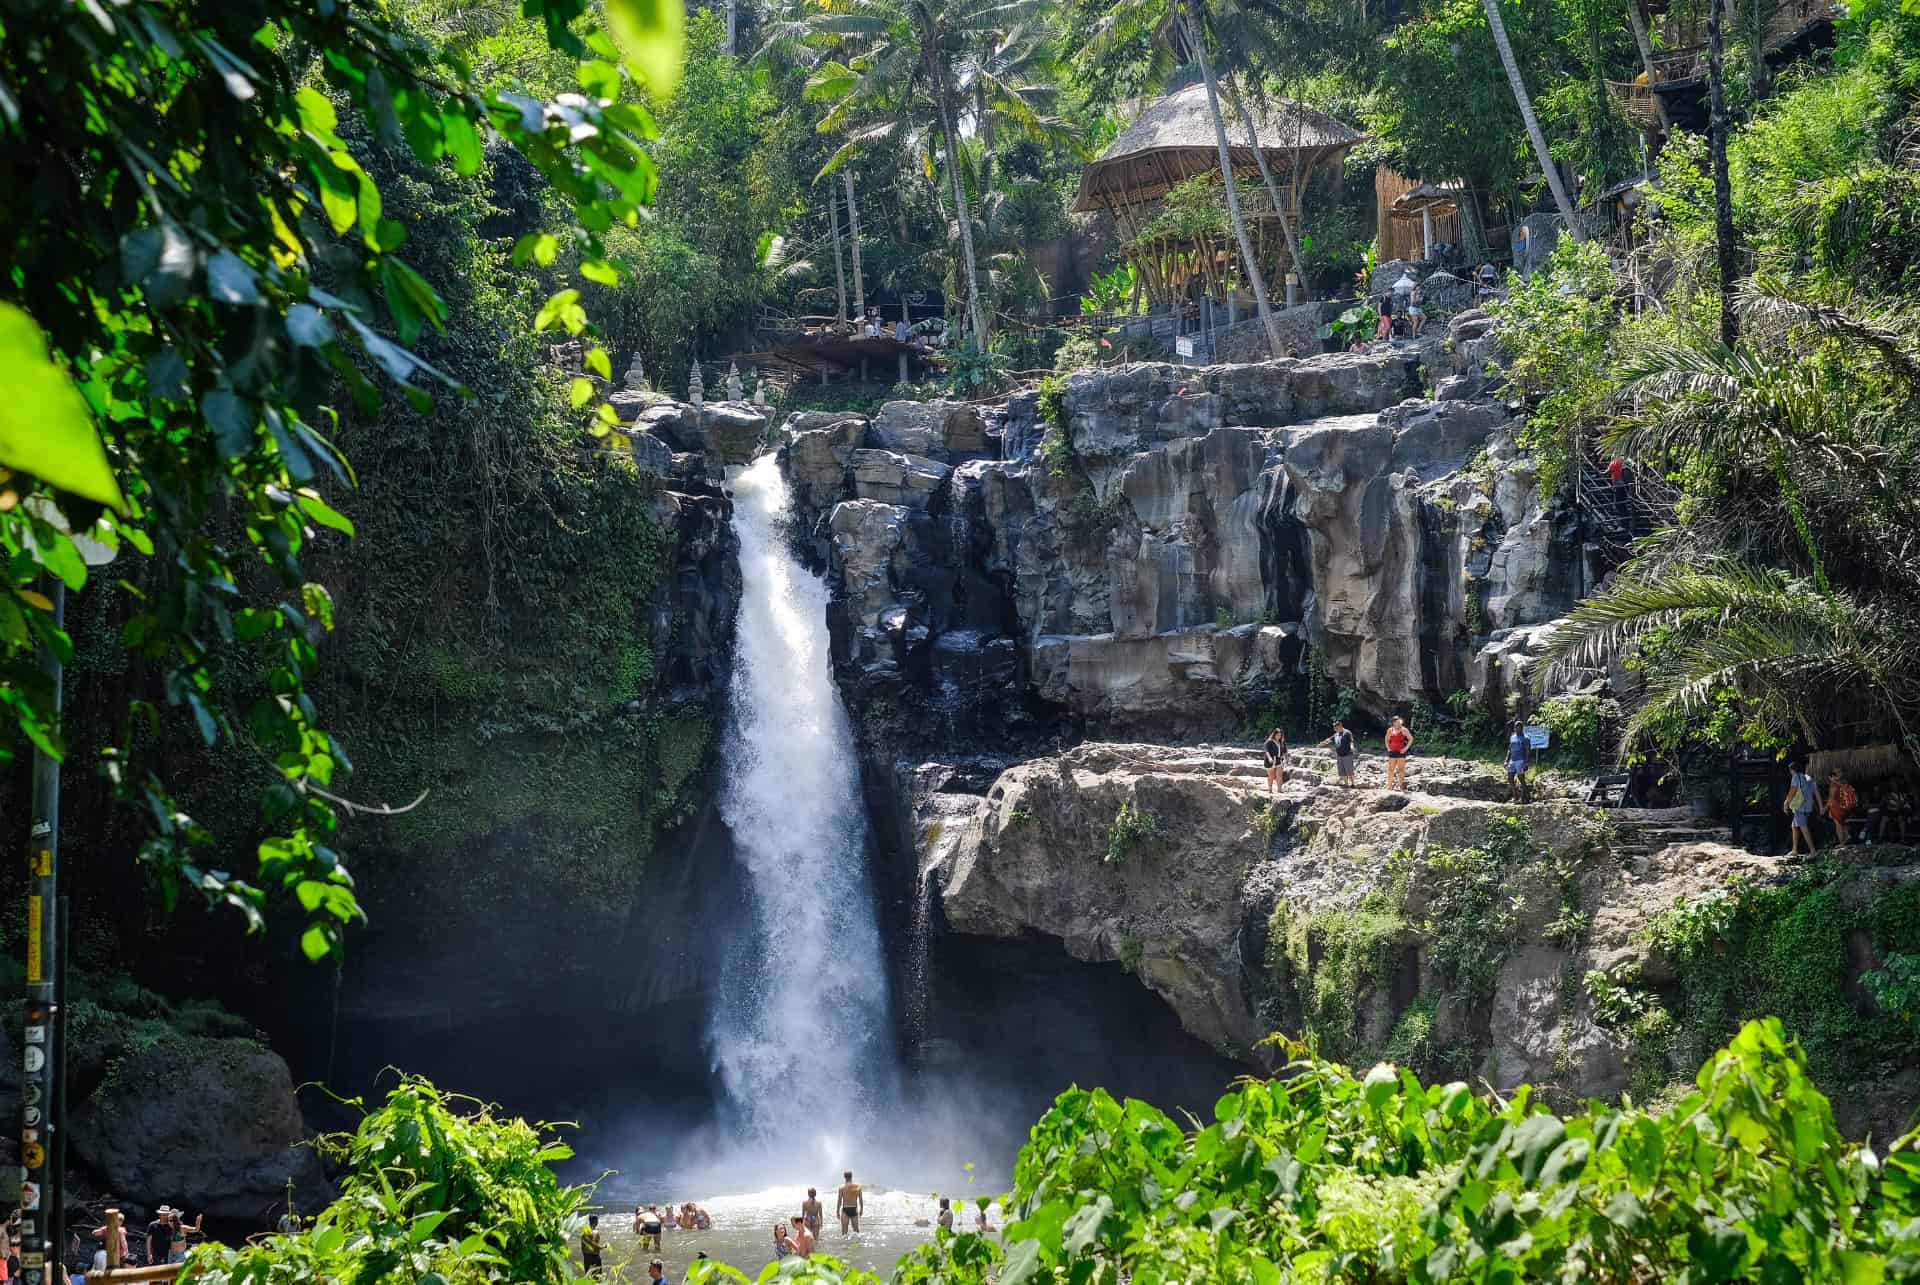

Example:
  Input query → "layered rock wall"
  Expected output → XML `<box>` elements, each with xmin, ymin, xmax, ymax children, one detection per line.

<box><xmin>775</xmin><ymin>322</ymin><xmax>1585</xmax><ymax>749</ymax></box>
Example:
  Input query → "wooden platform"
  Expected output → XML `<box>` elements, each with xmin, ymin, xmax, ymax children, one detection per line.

<box><xmin>735</xmin><ymin>331</ymin><xmax>931</xmax><ymax>384</ymax></box>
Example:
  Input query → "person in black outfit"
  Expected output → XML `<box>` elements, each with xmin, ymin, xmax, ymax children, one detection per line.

<box><xmin>146</xmin><ymin>1209</ymin><xmax>175</xmax><ymax>1267</ymax></box>
<box><xmin>1262</xmin><ymin>729</ymin><xmax>1286</xmax><ymax>795</ymax></box>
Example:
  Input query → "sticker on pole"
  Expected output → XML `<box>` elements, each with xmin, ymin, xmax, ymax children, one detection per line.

<box><xmin>30</xmin><ymin>821</ymin><xmax>49</xmax><ymax>838</ymax></box>
<box><xmin>32</xmin><ymin>848</ymin><xmax>50</xmax><ymax>876</ymax></box>
<box><xmin>21</xmin><ymin>1046</ymin><xmax>43</xmax><ymax>1074</ymax></box>
<box><xmin>20</xmin><ymin>1179</ymin><xmax>39</xmax><ymax>1210</ymax></box>
<box><xmin>21</xmin><ymin>1142</ymin><xmax>43</xmax><ymax>1169</ymax></box>
<box><xmin>23</xmin><ymin>1107</ymin><xmax>40</xmax><ymax>1127</ymax></box>
<box><xmin>23</xmin><ymin>1025</ymin><xmax>44</xmax><ymax>1043</ymax></box>
<box><xmin>25</xmin><ymin>896</ymin><xmax>40</xmax><ymax>982</ymax></box>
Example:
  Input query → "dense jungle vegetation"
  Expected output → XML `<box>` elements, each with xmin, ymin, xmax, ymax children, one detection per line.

<box><xmin>4</xmin><ymin>0</ymin><xmax>1920</xmax><ymax>1278</ymax></box>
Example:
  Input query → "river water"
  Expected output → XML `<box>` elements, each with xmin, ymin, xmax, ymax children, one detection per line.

<box><xmin>584</xmin><ymin>1186</ymin><xmax>1004</xmax><ymax>1279</ymax></box>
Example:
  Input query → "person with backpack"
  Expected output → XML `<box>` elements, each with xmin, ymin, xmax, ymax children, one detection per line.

<box><xmin>1318</xmin><ymin>722</ymin><xmax>1359</xmax><ymax>787</ymax></box>
<box><xmin>1785</xmin><ymin>760</ymin><xmax>1818</xmax><ymax>855</ymax></box>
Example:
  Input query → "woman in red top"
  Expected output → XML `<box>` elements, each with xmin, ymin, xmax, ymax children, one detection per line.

<box><xmin>1384</xmin><ymin>716</ymin><xmax>1414</xmax><ymax>791</ymax></box>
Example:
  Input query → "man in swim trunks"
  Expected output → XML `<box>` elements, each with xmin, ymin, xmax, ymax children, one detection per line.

<box><xmin>801</xmin><ymin>1189</ymin><xmax>823</xmax><ymax>1240</ymax></box>
<box><xmin>837</xmin><ymin>1172</ymin><xmax>863</xmax><ymax>1234</ymax></box>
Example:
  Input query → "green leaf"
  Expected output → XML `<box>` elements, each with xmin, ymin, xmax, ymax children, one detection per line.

<box><xmin>1835</xmin><ymin>1252</ymin><xmax>1885</xmax><ymax>1285</ymax></box>
<box><xmin>996</xmin><ymin>1239</ymin><xmax>1042</xmax><ymax>1285</ymax></box>
<box><xmin>207</xmin><ymin>249</ymin><xmax>262</xmax><ymax>305</ymax></box>
<box><xmin>204</xmin><ymin>388</ymin><xmax>256</xmax><ymax>457</ymax></box>
<box><xmin>580</xmin><ymin>257</ymin><xmax>618</xmax><ymax>286</ymax></box>
<box><xmin>0</xmin><ymin>305</ymin><xmax>126</xmax><ymax>511</ymax></box>
<box><xmin>1363</xmin><ymin>1063</ymin><xmax>1399</xmax><ymax>1109</ymax></box>
<box><xmin>1511</xmin><ymin>1114</ymin><xmax>1566</xmax><ymax>1185</ymax></box>
<box><xmin>570</xmin><ymin>377</ymin><xmax>594</xmax><ymax>408</ymax></box>
<box><xmin>443</xmin><ymin>112</ymin><xmax>483</xmax><ymax>175</ymax></box>
<box><xmin>606</xmin><ymin>0</ymin><xmax>685</xmax><ymax>99</ymax></box>
<box><xmin>294</xmin><ymin>491</ymin><xmax>355</xmax><ymax>537</ymax></box>
<box><xmin>120</xmin><ymin>223</ymin><xmax>198</xmax><ymax>309</ymax></box>
<box><xmin>585</xmin><ymin>347</ymin><xmax>612</xmax><ymax>379</ymax></box>
<box><xmin>287</xmin><ymin>304</ymin><xmax>334</xmax><ymax>348</ymax></box>
<box><xmin>1539</xmin><ymin>1137</ymin><xmax>1589</xmax><ymax>1186</ymax></box>
<box><xmin>300</xmin><ymin>923</ymin><xmax>331</xmax><ymax>960</ymax></box>
<box><xmin>1687</xmin><ymin>1219</ymin><xmax>1750</xmax><ymax>1280</ymax></box>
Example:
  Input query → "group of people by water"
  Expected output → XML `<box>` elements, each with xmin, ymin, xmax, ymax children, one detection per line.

<box><xmin>580</xmin><ymin>1171</ymin><xmax>1000</xmax><ymax>1278</ymax></box>
<box><xmin>1262</xmin><ymin>718</ymin><xmax>1538</xmax><ymax>802</ymax></box>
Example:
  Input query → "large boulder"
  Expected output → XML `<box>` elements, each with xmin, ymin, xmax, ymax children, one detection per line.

<box><xmin>701</xmin><ymin>403</ymin><xmax>770</xmax><ymax>464</ymax></box>
<box><xmin>850</xmin><ymin>449</ymin><xmax>949</xmax><ymax>509</ymax></box>
<box><xmin>70</xmin><ymin>1038</ymin><xmax>330</xmax><ymax>1219</ymax></box>
<box><xmin>1417</xmin><ymin>270</ymin><xmax>1477</xmax><ymax>319</ymax></box>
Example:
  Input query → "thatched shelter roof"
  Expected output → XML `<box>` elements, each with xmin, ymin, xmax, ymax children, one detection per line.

<box><xmin>1388</xmin><ymin>181</ymin><xmax>1463</xmax><ymax>221</ymax></box>
<box><xmin>1073</xmin><ymin>84</ymin><xmax>1364</xmax><ymax>213</ymax></box>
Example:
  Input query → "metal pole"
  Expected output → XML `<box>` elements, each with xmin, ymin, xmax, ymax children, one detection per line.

<box><xmin>20</xmin><ymin>582</ymin><xmax>63</xmax><ymax>1285</ymax></box>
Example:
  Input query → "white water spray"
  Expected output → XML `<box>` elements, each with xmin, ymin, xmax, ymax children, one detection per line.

<box><xmin>712</xmin><ymin>454</ymin><xmax>894</xmax><ymax>1157</ymax></box>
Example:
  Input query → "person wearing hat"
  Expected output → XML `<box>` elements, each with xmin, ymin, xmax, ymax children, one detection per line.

<box><xmin>146</xmin><ymin>1208</ymin><xmax>176</xmax><ymax>1266</ymax></box>
<box><xmin>167</xmin><ymin>1209</ymin><xmax>202</xmax><ymax>1264</ymax></box>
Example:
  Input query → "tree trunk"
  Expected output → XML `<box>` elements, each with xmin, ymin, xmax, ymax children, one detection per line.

<box><xmin>1624</xmin><ymin>0</ymin><xmax>1673</xmax><ymax>132</ymax></box>
<box><xmin>1224</xmin><ymin>73</ymin><xmax>1311</xmax><ymax>306</ymax></box>
<box><xmin>829</xmin><ymin>186</ymin><xmax>848</xmax><ymax>324</ymax></box>
<box><xmin>725</xmin><ymin>0</ymin><xmax>738</xmax><ymax>54</ymax></box>
<box><xmin>1185</xmin><ymin>0</ymin><xmax>1282</xmax><ymax>357</ymax></box>
<box><xmin>924</xmin><ymin>43</ymin><xmax>988</xmax><ymax>343</ymax></box>
<box><xmin>843</xmin><ymin>171</ymin><xmax>866</xmax><ymax>320</ymax></box>
<box><xmin>1483</xmin><ymin>0</ymin><xmax>1584</xmax><ymax>241</ymax></box>
<box><xmin>1706</xmin><ymin>0</ymin><xmax>1740</xmax><ymax>345</ymax></box>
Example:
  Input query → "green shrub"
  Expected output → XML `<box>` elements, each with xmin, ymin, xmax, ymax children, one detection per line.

<box><xmin>1104</xmin><ymin>801</ymin><xmax>1158</xmax><ymax>863</ymax></box>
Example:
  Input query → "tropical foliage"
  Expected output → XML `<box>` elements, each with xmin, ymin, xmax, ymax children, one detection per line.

<box><xmin>0</xmin><ymin>0</ymin><xmax>681</xmax><ymax>957</ymax></box>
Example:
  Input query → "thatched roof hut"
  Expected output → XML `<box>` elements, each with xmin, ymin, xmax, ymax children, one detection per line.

<box><xmin>1072</xmin><ymin>84</ymin><xmax>1362</xmax><ymax>307</ymax></box>
<box><xmin>1073</xmin><ymin>84</ymin><xmax>1364</xmax><ymax>214</ymax></box>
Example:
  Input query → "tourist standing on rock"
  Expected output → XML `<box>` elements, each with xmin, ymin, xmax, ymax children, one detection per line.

<box><xmin>837</xmin><ymin>1171</ymin><xmax>864</xmax><ymax>1234</ymax></box>
<box><xmin>1318</xmin><ymin>723</ymin><xmax>1358</xmax><ymax>787</ymax></box>
<box><xmin>1374</xmin><ymin>292</ymin><xmax>1395</xmax><ymax>341</ymax></box>
<box><xmin>1786</xmin><ymin>760</ymin><xmax>1819</xmax><ymax>854</ymax></box>
<box><xmin>1505</xmin><ymin>723</ymin><xmax>1532</xmax><ymax>803</ymax></box>
<box><xmin>1263</xmin><ymin>729</ymin><xmax>1287</xmax><ymax>794</ymax></box>
<box><xmin>580</xmin><ymin>1215</ymin><xmax>605</xmax><ymax>1278</ymax></box>
<box><xmin>1408</xmin><ymin>284</ymin><xmax>1426</xmax><ymax>337</ymax></box>
<box><xmin>1384</xmin><ymin>717</ymin><xmax>1414</xmax><ymax>791</ymax></box>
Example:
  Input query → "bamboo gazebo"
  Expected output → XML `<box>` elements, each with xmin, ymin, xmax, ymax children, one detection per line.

<box><xmin>1072</xmin><ymin>84</ymin><xmax>1363</xmax><ymax>310</ymax></box>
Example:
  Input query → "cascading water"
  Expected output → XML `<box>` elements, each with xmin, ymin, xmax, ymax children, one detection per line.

<box><xmin>711</xmin><ymin>454</ymin><xmax>895</xmax><ymax>1163</ymax></box>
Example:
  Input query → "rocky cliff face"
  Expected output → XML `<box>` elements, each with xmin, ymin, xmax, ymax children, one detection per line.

<box><xmin>921</xmin><ymin>742</ymin><xmax>1920</xmax><ymax>1127</ymax></box>
<box><xmin>777</xmin><ymin>320</ymin><xmax>1585</xmax><ymax>756</ymax></box>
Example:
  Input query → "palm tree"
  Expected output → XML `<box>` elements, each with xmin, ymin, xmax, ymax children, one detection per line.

<box><xmin>791</xmin><ymin>0</ymin><xmax>1049</xmax><ymax>344</ymax></box>
<box><xmin>1183</xmin><ymin>0</ymin><xmax>1284</xmax><ymax>354</ymax></box>
<box><xmin>1481</xmin><ymin>0</ymin><xmax>1583</xmax><ymax>241</ymax></box>
<box><xmin>1705</xmin><ymin>0</ymin><xmax>1740</xmax><ymax>344</ymax></box>
<box><xmin>1541</xmin><ymin>281</ymin><xmax>1920</xmax><ymax>757</ymax></box>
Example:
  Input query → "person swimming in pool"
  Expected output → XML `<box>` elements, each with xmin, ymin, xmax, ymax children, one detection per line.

<box><xmin>837</xmin><ymin>1172</ymin><xmax>864</xmax><ymax>1234</ymax></box>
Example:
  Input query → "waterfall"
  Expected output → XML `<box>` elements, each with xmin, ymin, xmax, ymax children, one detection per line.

<box><xmin>711</xmin><ymin>454</ymin><xmax>895</xmax><ymax>1156</ymax></box>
